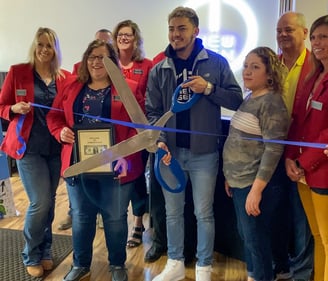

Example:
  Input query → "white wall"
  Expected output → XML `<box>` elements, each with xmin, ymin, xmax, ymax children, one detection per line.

<box><xmin>0</xmin><ymin>0</ymin><xmax>280</xmax><ymax>74</ymax></box>
<box><xmin>0</xmin><ymin>0</ymin><xmax>326</xmax><ymax>74</ymax></box>
<box><xmin>295</xmin><ymin>0</ymin><xmax>328</xmax><ymax>50</ymax></box>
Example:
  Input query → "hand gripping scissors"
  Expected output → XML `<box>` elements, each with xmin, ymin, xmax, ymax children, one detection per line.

<box><xmin>63</xmin><ymin>56</ymin><xmax>201</xmax><ymax>192</ymax></box>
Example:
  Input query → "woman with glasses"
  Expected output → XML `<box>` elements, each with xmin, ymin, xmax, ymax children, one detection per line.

<box><xmin>47</xmin><ymin>39</ymin><xmax>144</xmax><ymax>281</ymax></box>
<box><xmin>112</xmin><ymin>20</ymin><xmax>153</xmax><ymax>249</ymax></box>
<box><xmin>0</xmin><ymin>27</ymin><xmax>70</xmax><ymax>278</ymax></box>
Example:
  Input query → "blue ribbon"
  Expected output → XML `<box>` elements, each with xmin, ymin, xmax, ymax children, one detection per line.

<box><xmin>15</xmin><ymin>114</ymin><xmax>26</xmax><ymax>155</ymax></box>
<box><xmin>30</xmin><ymin>102</ymin><xmax>328</xmax><ymax>150</ymax></box>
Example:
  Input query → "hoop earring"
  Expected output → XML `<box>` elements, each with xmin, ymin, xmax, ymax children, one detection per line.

<box><xmin>267</xmin><ymin>78</ymin><xmax>273</xmax><ymax>86</ymax></box>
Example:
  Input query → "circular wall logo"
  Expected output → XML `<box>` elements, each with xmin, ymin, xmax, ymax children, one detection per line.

<box><xmin>185</xmin><ymin>0</ymin><xmax>258</xmax><ymax>72</ymax></box>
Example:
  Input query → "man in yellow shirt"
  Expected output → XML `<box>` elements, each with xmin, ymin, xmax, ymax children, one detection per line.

<box><xmin>271</xmin><ymin>11</ymin><xmax>313</xmax><ymax>281</ymax></box>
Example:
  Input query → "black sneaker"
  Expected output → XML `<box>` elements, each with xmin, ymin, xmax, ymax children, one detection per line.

<box><xmin>63</xmin><ymin>266</ymin><xmax>90</xmax><ymax>281</ymax></box>
<box><xmin>110</xmin><ymin>265</ymin><xmax>128</xmax><ymax>281</ymax></box>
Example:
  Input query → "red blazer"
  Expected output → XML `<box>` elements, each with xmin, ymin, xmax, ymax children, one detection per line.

<box><xmin>122</xmin><ymin>59</ymin><xmax>153</xmax><ymax>97</ymax></box>
<box><xmin>291</xmin><ymin>49</ymin><xmax>312</xmax><ymax>119</ymax></box>
<box><xmin>72</xmin><ymin>62</ymin><xmax>81</xmax><ymax>75</ymax></box>
<box><xmin>0</xmin><ymin>63</ymin><xmax>71</xmax><ymax>159</ymax></box>
<box><xmin>46</xmin><ymin>76</ymin><xmax>145</xmax><ymax>184</ymax></box>
<box><xmin>285</xmin><ymin>69</ymin><xmax>328</xmax><ymax>188</ymax></box>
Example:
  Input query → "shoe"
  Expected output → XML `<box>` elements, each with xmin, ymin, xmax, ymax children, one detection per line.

<box><xmin>58</xmin><ymin>215</ymin><xmax>72</xmax><ymax>230</ymax></box>
<box><xmin>196</xmin><ymin>265</ymin><xmax>212</xmax><ymax>281</ymax></box>
<box><xmin>153</xmin><ymin>259</ymin><xmax>185</xmax><ymax>281</ymax></box>
<box><xmin>110</xmin><ymin>265</ymin><xmax>128</xmax><ymax>281</ymax></box>
<box><xmin>126</xmin><ymin>225</ymin><xmax>145</xmax><ymax>248</ymax></box>
<box><xmin>41</xmin><ymin>259</ymin><xmax>54</xmax><ymax>270</ymax></box>
<box><xmin>144</xmin><ymin>244</ymin><xmax>166</xmax><ymax>263</ymax></box>
<box><xmin>97</xmin><ymin>213</ymin><xmax>104</xmax><ymax>229</ymax></box>
<box><xmin>26</xmin><ymin>265</ymin><xmax>44</xmax><ymax>277</ymax></box>
<box><xmin>62</xmin><ymin>266</ymin><xmax>90</xmax><ymax>281</ymax></box>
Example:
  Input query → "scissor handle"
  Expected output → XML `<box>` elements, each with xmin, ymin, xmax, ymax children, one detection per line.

<box><xmin>154</xmin><ymin>148</ymin><xmax>186</xmax><ymax>193</ymax></box>
<box><xmin>171</xmin><ymin>80</ymin><xmax>202</xmax><ymax>113</ymax></box>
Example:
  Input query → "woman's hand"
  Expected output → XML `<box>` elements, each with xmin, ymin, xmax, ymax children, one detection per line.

<box><xmin>60</xmin><ymin>127</ymin><xmax>75</xmax><ymax>143</ymax></box>
<box><xmin>11</xmin><ymin>101</ymin><xmax>31</xmax><ymax>115</ymax></box>
<box><xmin>245</xmin><ymin>188</ymin><xmax>262</xmax><ymax>217</ymax></box>
<box><xmin>114</xmin><ymin>158</ymin><xmax>128</xmax><ymax>179</ymax></box>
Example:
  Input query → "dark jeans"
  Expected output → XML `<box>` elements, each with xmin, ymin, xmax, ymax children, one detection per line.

<box><xmin>67</xmin><ymin>176</ymin><xmax>133</xmax><ymax>267</ymax></box>
<box><xmin>270</xmin><ymin>159</ymin><xmax>292</xmax><ymax>275</ymax></box>
<box><xmin>231</xmin><ymin>183</ymin><xmax>276</xmax><ymax>281</ymax></box>
<box><xmin>270</xmin><ymin>159</ymin><xmax>314</xmax><ymax>280</ymax></box>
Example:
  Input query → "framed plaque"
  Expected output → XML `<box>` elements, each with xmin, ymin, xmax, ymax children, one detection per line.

<box><xmin>73</xmin><ymin>123</ymin><xmax>115</xmax><ymax>175</ymax></box>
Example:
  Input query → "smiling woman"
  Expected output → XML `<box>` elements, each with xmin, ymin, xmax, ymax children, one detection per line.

<box><xmin>0</xmin><ymin>27</ymin><xmax>71</xmax><ymax>278</ymax></box>
<box><xmin>46</xmin><ymin>39</ymin><xmax>145</xmax><ymax>281</ymax></box>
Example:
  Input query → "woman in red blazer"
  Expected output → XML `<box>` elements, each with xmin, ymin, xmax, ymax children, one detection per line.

<box><xmin>47</xmin><ymin>39</ymin><xmax>144</xmax><ymax>281</ymax></box>
<box><xmin>0</xmin><ymin>27</ymin><xmax>70</xmax><ymax>278</ymax></box>
<box><xmin>112</xmin><ymin>19</ymin><xmax>153</xmax><ymax>249</ymax></box>
<box><xmin>285</xmin><ymin>15</ymin><xmax>328</xmax><ymax>281</ymax></box>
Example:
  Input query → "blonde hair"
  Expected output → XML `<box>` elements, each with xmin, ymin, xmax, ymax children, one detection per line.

<box><xmin>308</xmin><ymin>15</ymin><xmax>328</xmax><ymax>77</ymax></box>
<box><xmin>28</xmin><ymin>27</ymin><xmax>63</xmax><ymax>78</ymax></box>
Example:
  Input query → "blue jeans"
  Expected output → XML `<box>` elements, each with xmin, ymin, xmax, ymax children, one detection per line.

<box><xmin>67</xmin><ymin>175</ymin><xmax>132</xmax><ymax>268</ymax></box>
<box><xmin>231</xmin><ymin>183</ymin><xmax>276</xmax><ymax>281</ymax></box>
<box><xmin>16</xmin><ymin>153</ymin><xmax>61</xmax><ymax>266</ymax></box>
<box><xmin>162</xmin><ymin>148</ymin><xmax>218</xmax><ymax>266</ymax></box>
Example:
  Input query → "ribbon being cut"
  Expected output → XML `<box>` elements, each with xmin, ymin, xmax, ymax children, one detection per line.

<box><xmin>24</xmin><ymin>57</ymin><xmax>327</xmax><ymax>193</ymax></box>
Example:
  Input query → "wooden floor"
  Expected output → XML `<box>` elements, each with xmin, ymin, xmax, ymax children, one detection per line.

<box><xmin>0</xmin><ymin>172</ymin><xmax>247</xmax><ymax>281</ymax></box>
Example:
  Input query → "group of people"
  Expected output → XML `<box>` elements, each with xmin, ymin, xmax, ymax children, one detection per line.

<box><xmin>0</xmin><ymin>5</ymin><xmax>328</xmax><ymax>281</ymax></box>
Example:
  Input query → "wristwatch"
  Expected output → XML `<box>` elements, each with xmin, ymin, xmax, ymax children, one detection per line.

<box><xmin>204</xmin><ymin>81</ymin><xmax>214</xmax><ymax>96</ymax></box>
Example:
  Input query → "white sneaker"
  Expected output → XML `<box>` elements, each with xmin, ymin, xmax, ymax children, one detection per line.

<box><xmin>196</xmin><ymin>265</ymin><xmax>212</xmax><ymax>281</ymax></box>
<box><xmin>153</xmin><ymin>259</ymin><xmax>185</xmax><ymax>281</ymax></box>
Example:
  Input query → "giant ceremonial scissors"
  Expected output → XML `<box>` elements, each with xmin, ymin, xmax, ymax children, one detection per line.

<box><xmin>63</xmin><ymin>56</ymin><xmax>201</xmax><ymax>192</ymax></box>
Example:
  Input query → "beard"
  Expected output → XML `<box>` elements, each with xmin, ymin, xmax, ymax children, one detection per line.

<box><xmin>171</xmin><ymin>36</ymin><xmax>195</xmax><ymax>53</ymax></box>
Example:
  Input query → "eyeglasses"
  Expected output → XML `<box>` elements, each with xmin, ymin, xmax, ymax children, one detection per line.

<box><xmin>310</xmin><ymin>34</ymin><xmax>328</xmax><ymax>41</ymax></box>
<box><xmin>117</xmin><ymin>33</ymin><xmax>134</xmax><ymax>39</ymax></box>
<box><xmin>87</xmin><ymin>55</ymin><xmax>105</xmax><ymax>62</ymax></box>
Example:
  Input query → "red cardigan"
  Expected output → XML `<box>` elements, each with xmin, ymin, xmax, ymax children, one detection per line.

<box><xmin>285</xmin><ymin>68</ymin><xmax>328</xmax><ymax>188</ymax></box>
<box><xmin>0</xmin><ymin>63</ymin><xmax>71</xmax><ymax>159</ymax></box>
<box><xmin>46</xmin><ymin>76</ymin><xmax>144</xmax><ymax>184</ymax></box>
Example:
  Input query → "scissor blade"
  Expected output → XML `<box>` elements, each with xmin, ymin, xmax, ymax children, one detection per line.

<box><xmin>63</xmin><ymin>130</ymin><xmax>154</xmax><ymax>178</ymax></box>
<box><xmin>103</xmin><ymin>56</ymin><xmax>148</xmax><ymax>132</ymax></box>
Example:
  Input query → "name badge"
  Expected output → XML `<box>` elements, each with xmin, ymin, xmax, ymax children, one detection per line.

<box><xmin>113</xmin><ymin>96</ymin><xmax>121</xmax><ymax>101</ymax></box>
<box><xmin>16</xmin><ymin>89</ymin><xmax>27</xmax><ymax>96</ymax></box>
<box><xmin>133</xmin><ymin>69</ymin><xmax>143</xmax><ymax>75</ymax></box>
<box><xmin>311</xmin><ymin>100</ymin><xmax>323</xmax><ymax>111</ymax></box>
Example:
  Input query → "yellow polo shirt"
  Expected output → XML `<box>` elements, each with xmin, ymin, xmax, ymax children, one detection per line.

<box><xmin>282</xmin><ymin>48</ymin><xmax>307</xmax><ymax>117</ymax></box>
